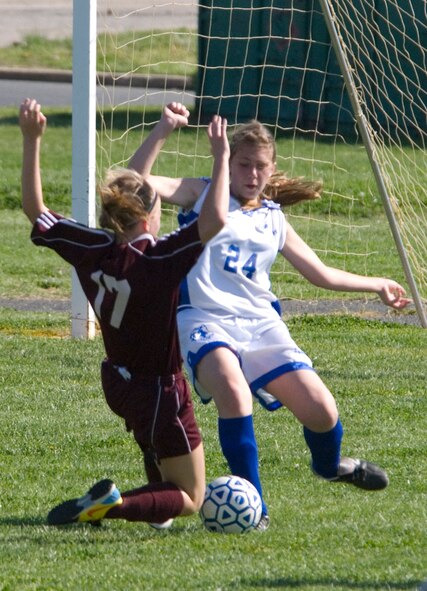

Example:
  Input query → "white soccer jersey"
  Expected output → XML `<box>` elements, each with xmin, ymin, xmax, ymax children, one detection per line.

<box><xmin>178</xmin><ymin>180</ymin><xmax>287</xmax><ymax>321</ymax></box>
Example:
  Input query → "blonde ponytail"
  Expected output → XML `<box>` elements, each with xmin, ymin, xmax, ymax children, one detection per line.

<box><xmin>98</xmin><ymin>168</ymin><xmax>156</xmax><ymax>237</ymax></box>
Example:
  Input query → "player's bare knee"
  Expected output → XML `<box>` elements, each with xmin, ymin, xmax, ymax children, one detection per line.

<box><xmin>180</xmin><ymin>487</ymin><xmax>205</xmax><ymax>515</ymax></box>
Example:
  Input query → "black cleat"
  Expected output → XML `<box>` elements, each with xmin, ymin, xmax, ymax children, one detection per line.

<box><xmin>333</xmin><ymin>457</ymin><xmax>389</xmax><ymax>491</ymax></box>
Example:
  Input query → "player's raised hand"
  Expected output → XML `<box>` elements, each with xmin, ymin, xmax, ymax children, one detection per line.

<box><xmin>207</xmin><ymin>115</ymin><xmax>229</xmax><ymax>161</ymax></box>
<box><xmin>162</xmin><ymin>102</ymin><xmax>190</xmax><ymax>130</ymax></box>
<box><xmin>197</xmin><ymin>114</ymin><xmax>230</xmax><ymax>244</ymax></box>
<box><xmin>20</xmin><ymin>98</ymin><xmax>49</xmax><ymax>223</ymax></box>
<box><xmin>19</xmin><ymin>98</ymin><xmax>47</xmax><ymax>139</ymax></box>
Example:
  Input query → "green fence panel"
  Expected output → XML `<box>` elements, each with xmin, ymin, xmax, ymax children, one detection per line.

<box><xmin>197</xmin><ymin>0</ymin><xmax>426</xmax><ymax>138</ymax></box>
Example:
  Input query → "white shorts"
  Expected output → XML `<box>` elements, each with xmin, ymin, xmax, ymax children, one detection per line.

<box><xmin>177</xmin><ymin>308</ymin><xmax>314</xmax><ymax>411</ymax></box>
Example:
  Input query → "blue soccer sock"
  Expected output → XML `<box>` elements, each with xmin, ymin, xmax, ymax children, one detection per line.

<box><xmin>303</xmin><ymin>419</ymin><xmax>343</xmax><ymax>479</ymax></box>
<box><xmin>218</xmin><ymin>415</ymin><xmax>268</xmax><ymax>515</ymax></box>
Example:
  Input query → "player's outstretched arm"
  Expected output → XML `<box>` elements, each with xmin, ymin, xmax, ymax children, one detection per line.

<box><xmin>197</xmin><ymin>115</ymin><xmax>230</xmax><ymax>245</ymax></box>
<box><xmin>20</xmin><ymin>98</ymin><xmax>49</xmax><ymax>224</ymax></box>
<box><xmin>282</xmin><ymin>221</ymin><xmax>411</xmax><ymax>310</ymax></box>
<box><xmin>128</xmin><ymin>101</ymin><xmax>189</xmax><ymax>175</ymax></box>
<box><xmin>128</xmin><ymin>102</ymin><xmax>205</xmax><ymax>208</ymax></box>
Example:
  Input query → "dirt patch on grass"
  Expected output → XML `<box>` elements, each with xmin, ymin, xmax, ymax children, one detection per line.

<box><xmin>0</xmin><ymin>297</ymin><xmax>421</xmax><ymax>327</ymax></box>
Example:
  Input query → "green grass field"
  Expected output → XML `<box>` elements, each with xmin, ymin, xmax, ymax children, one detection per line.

<box><xmin>0</xmin><ymin>88</ymin><xmax>426</xmax><ymax>590</ymax></box>
<box><xmin>0</xmin><ymin>311</ymin><xmax>425</xmax><ymax>590</ymax></box>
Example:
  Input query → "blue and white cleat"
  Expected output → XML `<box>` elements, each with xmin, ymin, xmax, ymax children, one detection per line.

<box><xmin>47</xmin><ymin>479</ymin><xmax>123</xmax><ymax>525</ymax></box>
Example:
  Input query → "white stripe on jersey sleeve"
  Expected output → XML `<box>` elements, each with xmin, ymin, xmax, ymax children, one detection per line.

<box><xmin>37</xmin><ymin>211</ymin><xmax>62</xmax><ymax>231</ymax></box>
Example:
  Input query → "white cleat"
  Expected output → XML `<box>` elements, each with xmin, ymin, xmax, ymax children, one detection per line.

<box><xmin>148</xmin><ymin>518</ymin><xmax>174</xmax><ymax>530</ymax></box>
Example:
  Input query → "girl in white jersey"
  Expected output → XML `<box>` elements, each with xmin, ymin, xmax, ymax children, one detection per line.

<box><xmin>130</xmin><ymin>111</ymin><xmax>410</xmax><ymax>530</ymax></box>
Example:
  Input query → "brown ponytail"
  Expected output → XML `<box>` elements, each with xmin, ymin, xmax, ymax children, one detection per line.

<box><xmin>264</xmin><ymin>172</ymin><xmax>322</xmax><ymax>206</ymax></box>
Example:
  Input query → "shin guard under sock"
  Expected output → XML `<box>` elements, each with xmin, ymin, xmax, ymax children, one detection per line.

<box><xmin>107</xmin><ymin>482</ymin><xmax>184</xmax><ymax>523</ymax></box>
<box><xmin>303</xmin><ymin>418</ymin><xmax>343</xmax><ymax>479</ymax></box>
<box><xmin>218</xmin><ymin>415</ymin><xmax>267</xmax><ymax>515</ymax></box>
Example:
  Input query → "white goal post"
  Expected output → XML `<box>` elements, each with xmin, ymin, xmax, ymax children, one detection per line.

<box><xmin>71</xmin><ymin>0</ymin><xmax>97</xmax><ymax>338</ymax></box>
<box><xmin>72</xmin><ymin>0</ymin><xmax>426</xmax><ymax>336</ymax></box>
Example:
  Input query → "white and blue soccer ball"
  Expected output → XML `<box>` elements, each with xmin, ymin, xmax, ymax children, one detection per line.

<box><xmin>200</xmin><ymin>475</ymin><xmax>262</xmax><ymax>534</ymax></box>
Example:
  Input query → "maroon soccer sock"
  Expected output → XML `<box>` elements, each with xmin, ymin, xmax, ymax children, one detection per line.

<box><xmin>106</xmin><ymin>482</ymin><xmax>184</xmax><ymax>523</ymax></box>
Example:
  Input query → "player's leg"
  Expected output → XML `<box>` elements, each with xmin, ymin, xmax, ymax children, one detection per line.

<box><xmin>177</xmin><ymin>310</ymin><xmax>269</xmax><ymax>524</ymax></box>
<box><xmin>265</xmin><ymin>368</ymin><xmax>338</xmax><ymax>431</ymax></box>
<box><xmin>136</xmin><ymin>445</ymin><xmax>204</xmax><ymax>527</ymax></box>
<box><xmin>243</xmin><ymin>318</ymin><xmax>341</xmax><ymax>476</ymax></box>
<box><xmin>158</xmin><ymin>442</ymin><xmax>205</xmax><ymax>514</ymax></box>
<box><xmin>46</xmin><ymin>481</ymin><xmax>185</xmax><ymax>526</ymax></box>
<box><xmin>265</xmin><ymin>370</ymin><xmax>388</xmax><ymax>490</ymax></box>
<box><xmin>107</xmin><ymin>443</ymin><xmax>206</xmax><ymax>524</ymax></box>
<box><xmin>265</xmin><ymin>369</ymin><xmax>341</xmax><ymax>477</ymax></box>
<box><xmin>197</xmin><ymin>347</ymin><xmax>269</xmax><ymax>521</ymax></box>
<box><xmin>114</xmin><ymin>375</ymin><xmax>206</xmax><ymax>520</ymax></box>
<box><xmin>197</xmin><ymin>346</ymin><xmax>253</xmax><ymax>417</ymax></box>
<box><xmin>47</xmin><ymin>447</ymin><xmax>205</xmax><ymax>526</ymax></box>
<box><xmin>108</xmin><ymin>442</ymin><xmax>205</xmax><ymax>524</ymax></box>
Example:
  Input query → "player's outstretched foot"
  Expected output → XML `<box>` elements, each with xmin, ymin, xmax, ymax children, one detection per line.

<box><xmin>47</xmin><ymin>479</ymin><xmax>123</xmax><ymax>525</ymax></box>
<box><xmin>149</xmin><ymin>518</ymin><xmax>174</xmax><ymax>530</ymax></box>
<box><xmin>255</xmin><ymin>513</ymin><xmax>270</xmax><ymax>531</ymax></box>
<box><xmin>333</xmin><ymin>457</ymin><xmax>389</xmax><ymax>490</ymax></box>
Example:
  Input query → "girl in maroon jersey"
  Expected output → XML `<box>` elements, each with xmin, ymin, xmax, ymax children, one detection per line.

<box><xmin>20</xmin><ymin>97</ymin><xmax>230</xmax><ymax>528</ymax></box>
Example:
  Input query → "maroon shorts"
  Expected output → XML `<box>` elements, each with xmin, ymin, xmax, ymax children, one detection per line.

<box><xmin>101</xmin><ymin>360</ymin><xmax>202</xmax><ymax>461</ymax></box>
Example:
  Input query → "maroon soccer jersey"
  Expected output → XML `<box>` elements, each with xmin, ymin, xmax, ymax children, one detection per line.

<box><xmin>31</xmin><ymin>210</ymin><xmax>203</xmax><ymax>375</ymax></box>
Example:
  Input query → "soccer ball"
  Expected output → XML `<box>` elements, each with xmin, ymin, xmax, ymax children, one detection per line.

<box><xmin>200</xmin><ymin>475</ymin><xmax>262</xmax><ymax>534</ymax></box>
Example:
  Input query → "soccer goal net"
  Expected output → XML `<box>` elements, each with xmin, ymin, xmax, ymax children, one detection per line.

<box><xmin>75</xmin><ymin>0</ymin><xmax>426</xmax><ymax>330</ymax></box>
